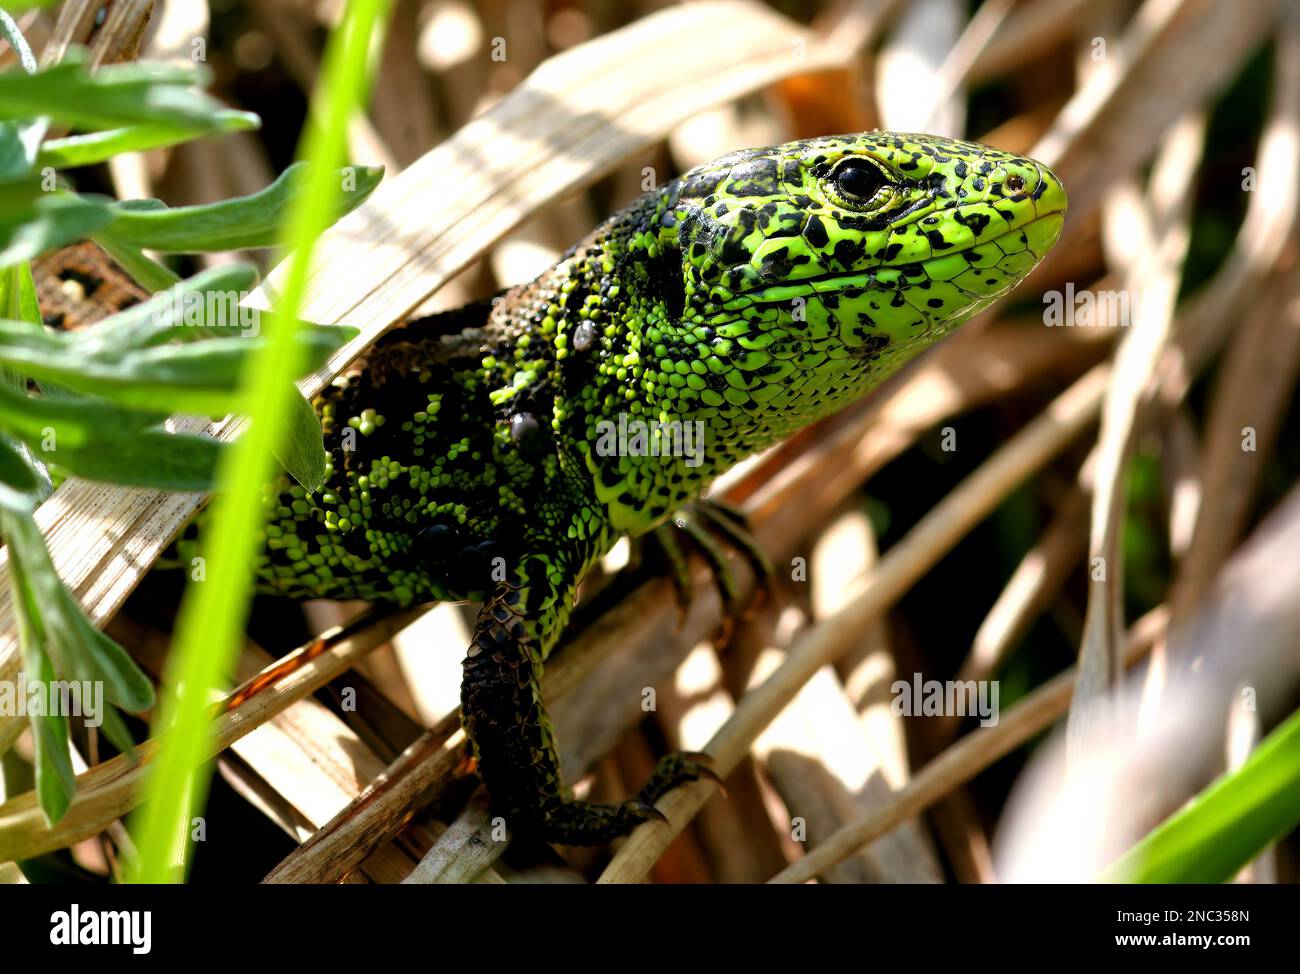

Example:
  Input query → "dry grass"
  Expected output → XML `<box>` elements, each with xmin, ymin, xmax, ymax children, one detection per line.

<box><xmin>2</xmin><ymin>0</ymin><xmax>1298</xmax><ymax>885</ymax></box>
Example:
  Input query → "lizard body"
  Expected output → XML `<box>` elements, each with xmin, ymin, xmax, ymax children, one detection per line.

<box><xmin>248</xmin><ymin>132</ymin><xmax>1067</xmax><ymax>844</ymax></box>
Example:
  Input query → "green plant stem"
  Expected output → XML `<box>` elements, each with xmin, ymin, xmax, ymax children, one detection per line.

<box><xmin>127</xmin><ymin>0</ymin><xmax>392</xmax><ymax>884</ymax></box>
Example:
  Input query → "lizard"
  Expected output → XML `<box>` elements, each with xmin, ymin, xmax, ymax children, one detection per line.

<box><xmin>245</xmin><ymin>132</ymin><xmax>1067</xmax><ymax>846</ymax></box>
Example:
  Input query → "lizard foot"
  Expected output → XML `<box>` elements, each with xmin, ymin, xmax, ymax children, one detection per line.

<box><xmin>528</xmin><ymin>752</ymin><xmax>721</xmax><ymax>845</ymax></box>
<box><xmin>648</xmin><ymin>499</ymin><xmax>773</xmax><ymax>645</ymax></box>
<box><xmin>464</xmin><ymin>561</ymin><xmax>725</xmax><ymax>848</ymax></box>
<box><xmin>538</xmin><ymin>751</ymin><xmax>721</xmax><ymax>845</ymax></box>
<box><xmin>635</xmin><ymin>750</ymin><xmax>724</xmax><ymax>807</ymax></box>
<box><xmin>536</xmin><ymin>799</ymin><xmax>668</xmax><ymax>846</ymax></box>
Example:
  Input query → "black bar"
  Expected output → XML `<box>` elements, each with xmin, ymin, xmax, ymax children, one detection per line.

<box><xmin>0</xmin><ymin>882</ymin><xmax>1284</xmax><ymax>960</ymax></box>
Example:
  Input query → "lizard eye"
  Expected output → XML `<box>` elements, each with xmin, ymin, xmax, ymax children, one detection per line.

<box><xmin>829</xmin><ymin>157</ymin><xmax>888</xmax><ymax>208</ymax></box>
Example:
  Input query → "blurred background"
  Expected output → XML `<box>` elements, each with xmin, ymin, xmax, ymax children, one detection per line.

<box><xmin>2</xmin><ymin>0</ymin><xmax>1296</xmax><ymax>885</ymax></box>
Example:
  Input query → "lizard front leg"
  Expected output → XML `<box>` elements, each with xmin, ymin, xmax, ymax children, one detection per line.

<box><xmin>460</xmin><ymin>553</ymin><xmax>715</xmax><ymax>845</ymax></box>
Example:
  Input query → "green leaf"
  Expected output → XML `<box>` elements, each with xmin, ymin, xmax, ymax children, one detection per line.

<box><xmin>275</xmin><ymin>384</ymin><xmax>329</xmax><ymax>491</ymax></box>
<box><xmin>0</xmin><ymin>437</ymin><xmax>155</xmax><ymax>826</ymax></box>
<box><xmin>36</xmin><ymin>110</ymin><xmax>260</xmax><ymax>170</ymax></box>
<box><xmin>49</xmin><ymin>595</ymin><xmax>155</xmax><ymax>714</ymax></box>
<box><xmin>0</xmin><ymin>11</ymin><xmax>44</xmax><ymax>180</ymax></box>
<box><xmin>0</xmin><ymin>322</ymin><xmax>242</xmax><ymax>414</ymax></box>
<box><xmin>29</xmin><ymin>708</ymin><xmax>75</xmax><ymax>824</ymax></box>
<box><xmin>0</xmin><ymin>118</ymin><xmax>45</xmax><ymax>180</ymax></box>
<box><xmin>0</xmin><ymin>254</ymin><xmax>51</xmax><ymax>499</ymax></box>
<box><xmin>103</xmin><ymin>161</ymin><xmax>384</xmax><ymax>252</ymax></box>
<box><xmin>1105</xmin><ymin>706</ymin><xmax>1300</xmax><ymax>882</ymax></box>
<box><xmin>0</xmin><ymin>312</ymin><xmax>356</xmax><ymax>416</ymax></box>
<box><xmin>2</xmin><ymin>507</ymin><xmax>79</xmax><ymax>825</ymax></box>
<box><xmin>0</xmin><ymin>260</ymin><xmax>41</xmax><ymax>325</ymax></box>
<box><xmin>0</xmin><ymin>508</ymin><xmax>155</xmax><ymax>713</ymax></box>
<box><xmin>0</xmin><ymin>54</ymin><xmax>226</xmax><ymax>133</ymax></box>
<box><xmin>46</xmin><ymin>428</ymin><xmax>224</xmax><ymax>490</ymax></box>
<box><xmin>92</xmin><ymin>230</ymin><xmax>182</xmax><ymax>293</ymax></box>
<box><xmin>95</xmin><ymin>702</ymin><xmax>138</xmax><ymax>759</ymax></box>
<box><xmin>0</xmin><ymin>382</ymin><xmax>224</xmax><ymax>490</ymax></box>
<box><xmin>0</xmin><ymin>174</ymin><xmax>40</xmax><ymax>208</ymax></box>
<box><xmin>19</xmin><ymin>644</ymin><xmax>77</xmax><ymax>825</ymax></box>
<box><xmin>0</xmin><ymin>191</ymin><xmax>115</xmax><ymax>266</ymax></box>
<box><xmin>0</xmin><ymin>433</ymin><xmax>41</xmax><ymax>493</ymax></box>
<box><xmin>72</xmin><ymin>262</ymin><xmax>260</xmax><ymax>353</ymax></box>
<box><xmin>0</xmin><ymin>122</ymin><xmax>30</xmax><ymax>179</ymax></box>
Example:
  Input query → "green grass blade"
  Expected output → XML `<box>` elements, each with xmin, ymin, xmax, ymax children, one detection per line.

<box><xmin>127</xmin><ymin>0</ymin><xmax>393</xmax><ymax>884</ymax></box>
<box><xmin>1105</xmin><ymin>706</ymin><xmax>1300</xmax><ymax>883</ymax></box>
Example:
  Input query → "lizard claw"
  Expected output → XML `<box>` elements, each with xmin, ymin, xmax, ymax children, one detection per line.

<box><xmin>626</xmin><ymin>800</ymin><xmax>669</xmax><ymax>826</ymax></box>
<box><xmin>678</xmin><ymin>752</ymin><xmax>725</xmax><ymax>787</ymax></box>
<box><xmin>647</xmin><ymin>501</ymin><xmax>773</xmax><ymax>648</ymax></box>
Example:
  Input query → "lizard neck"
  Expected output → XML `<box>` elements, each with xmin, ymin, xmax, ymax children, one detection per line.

<box><xmin>535</xmin><ymin>199</ymin><xmax>762</xmax><ymax>536</ymax></box>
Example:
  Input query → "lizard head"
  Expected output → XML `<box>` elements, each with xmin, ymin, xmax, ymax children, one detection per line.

<box><xmin>557</xmin><ymin>132</ymin><xmax>1066</xmax><ymax>534</ymax></box>
<box><xmin>629</xmin><ymin>132</ymin><xmax>1067</xmax><ymax>431</ymax></box>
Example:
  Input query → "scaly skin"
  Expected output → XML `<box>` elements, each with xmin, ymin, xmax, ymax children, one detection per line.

<box><xmin>245</xmin><ymin>132</ymin><xmax>1067</xmax><ymax>844</ymax></box>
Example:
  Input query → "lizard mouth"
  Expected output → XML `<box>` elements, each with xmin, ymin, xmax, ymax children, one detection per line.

<box><xmin>729</xmin><ymin>210</ymin><xmax>1066</xmax><ymax>308</ymax></box>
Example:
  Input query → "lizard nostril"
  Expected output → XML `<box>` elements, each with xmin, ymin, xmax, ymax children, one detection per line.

<box><xmin>1005</xmin><ymin>174</ymin><xmax>1025</xmax><ymax>193</ymax></box>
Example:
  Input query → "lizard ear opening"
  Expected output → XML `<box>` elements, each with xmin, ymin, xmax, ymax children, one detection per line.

<box><xmin>645</xmin><ymin>242</ymin><xmax>686</xmax><ymax>320</ymax></box>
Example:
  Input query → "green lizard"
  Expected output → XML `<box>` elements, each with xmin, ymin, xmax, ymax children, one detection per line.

<box><xmin>247</xmin><ymin>132</ymin><xmax>1067</xmax><ymax>845</ymax></box>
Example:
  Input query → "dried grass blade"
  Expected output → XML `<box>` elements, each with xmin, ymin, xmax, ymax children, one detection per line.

<box><xmin>1068</xmin><ymin>114</ymin><xmax>1203</xmax><ymax>750</ymax></box>
<box><xmin>1033</xmin><ymin>0</ymin><xmax>1278</xmax><ymax>226</ymax></box>
<box><xmin>771</xmin><ymin>607</ymin><xmax>1168</xmax><ymax>884</ymax></box>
